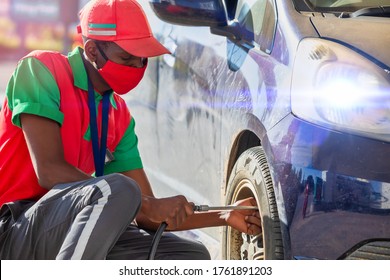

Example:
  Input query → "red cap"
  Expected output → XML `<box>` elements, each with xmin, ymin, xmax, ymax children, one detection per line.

<box><xmin>78</xmin><ymin>0</ymin><xmax>170</xmax><ymax>57</ymax></box>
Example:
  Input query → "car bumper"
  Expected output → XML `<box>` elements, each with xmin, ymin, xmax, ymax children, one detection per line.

<box><xmin>265</xmin><ymin>114</ymin><xmax>390</xmax><ymax>259</ymax></box>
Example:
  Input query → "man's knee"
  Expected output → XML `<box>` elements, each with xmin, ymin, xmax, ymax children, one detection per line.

<box><xmin>104</xmin><ymin>173</ymin><xmax>141</xmax><ymax>194</ymax></box>
<box><xmin>96</xmin><ymin>173</ymin><xmax>141</xmax><ymax>210</ymax></box>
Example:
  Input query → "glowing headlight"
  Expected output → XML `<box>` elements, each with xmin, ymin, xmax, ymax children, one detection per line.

<box><xmin>291</xmin><ymin>38</ymin><xmax>390</xmax><ymax>141</ymax></box>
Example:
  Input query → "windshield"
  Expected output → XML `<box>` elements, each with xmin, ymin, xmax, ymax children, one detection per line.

<box><xmin>296</xmin><ymin>0</ymin><xmax>390</xmax><ymax>13</ymax></box>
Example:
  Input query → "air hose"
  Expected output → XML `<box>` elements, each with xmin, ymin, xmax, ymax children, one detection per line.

<box><xmin>147</xmin><ymin>221</ymin><xmax>168</xmax><ymax>260</ymax></box>
<box><xmin>147</xmin><ymin>205</ymin><xmax>258</xmax><ymax>260</ymax></box>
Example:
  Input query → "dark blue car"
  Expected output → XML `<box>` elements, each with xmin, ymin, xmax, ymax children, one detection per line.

<box><xmin>125</xmin><ymin>0</ymin><xmax>390</xmax><ymax>259</ymax></box>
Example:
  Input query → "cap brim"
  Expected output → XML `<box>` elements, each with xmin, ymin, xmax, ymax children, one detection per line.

<box><xmin>115</xmin><ymin>36</ymin><xmax>171</xmax><ymax>57</ymax></box>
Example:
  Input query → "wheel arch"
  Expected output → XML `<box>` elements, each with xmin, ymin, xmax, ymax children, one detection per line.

<box><xmin>225</xmin><ymin>129</ymin><xmax>261</xmax><ymax>189</ymax></box>
<box><xmin>223</xmin><ymin>124</ymin><xmax>292</xmax><ymax>259</ymax></box>
<box><xmin>224</xmin><ymin>113</ymin><xmax>268</xmax><ymax>186</ymax></box>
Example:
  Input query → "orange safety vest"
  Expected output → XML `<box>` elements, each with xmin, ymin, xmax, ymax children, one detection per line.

<box><xmin>0</xmin><ymin>49</ymin><xmax>131</xmax><ymax>206</ymax></box>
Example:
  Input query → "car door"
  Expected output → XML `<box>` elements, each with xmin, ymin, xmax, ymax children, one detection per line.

<box><xmin>153</xmin><ymin>24</ymin><xmax>226</xmax><ymax>205</ymax></box>
<box><xmin>133</xmin><ymin>0</ymin><xmax>281</xmax><ymax>204</ymax></box>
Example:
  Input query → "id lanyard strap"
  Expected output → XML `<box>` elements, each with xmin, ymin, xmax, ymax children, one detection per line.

<box><xmin>87</xmin><ymin>77</ymin><xmax>111</xmax><ymax>177</ymax></box>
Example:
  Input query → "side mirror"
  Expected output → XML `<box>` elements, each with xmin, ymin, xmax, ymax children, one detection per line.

<box><xmin>149</xmin><ymin>0</ymin><xmax>228</xmax><ymax>27</ymax></box>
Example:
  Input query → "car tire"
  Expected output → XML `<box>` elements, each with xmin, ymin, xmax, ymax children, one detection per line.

<box><xmin>223</xmin><ymin>146</ymin><xmax>284</xmax><ymax>260</ymax></box>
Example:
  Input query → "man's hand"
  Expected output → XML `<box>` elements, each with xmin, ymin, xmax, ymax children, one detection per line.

<box><xmin>223</xmin><ymin>197</ymin><xmax>261</xmax><ymax>235</ymax></box>
<box><xmin>141</xmin><ymin>195</ymin><xmax>194</xmax><ymax>230</ymax></box>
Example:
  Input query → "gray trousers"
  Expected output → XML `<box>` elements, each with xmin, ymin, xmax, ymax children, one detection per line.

<box><xmin>0</xmin><ymin>173</ymin><xmax>210</xmax><ymax>260</ymax></box>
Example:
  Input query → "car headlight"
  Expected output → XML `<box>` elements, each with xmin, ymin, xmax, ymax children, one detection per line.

<box><xmin>291</xmin><ymin>38</ymin><xmax>390</xmax><ymax>142</ymax></box>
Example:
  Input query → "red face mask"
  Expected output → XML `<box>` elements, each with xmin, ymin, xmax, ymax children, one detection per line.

<box><xmin>95</xmin><ymin>44</ymin><xmax>147</xmax><ymax>95</ymax></box>
<box><xmin>98</xmin><ymin>59</ymin><xmax>147</xmax><ymax>95</ymax></box>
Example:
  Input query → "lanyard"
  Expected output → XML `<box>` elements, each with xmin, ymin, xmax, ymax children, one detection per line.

<box><xmin>87</xmin><ymin>77</ymin><xmax>111</xmax><ymax>177</ymax></box>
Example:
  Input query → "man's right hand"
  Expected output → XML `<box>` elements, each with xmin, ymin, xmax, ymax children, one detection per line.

<box><xmin>141</xmin><ymin>195</ymin><xmax>194</xmax><ymax>230</ymax></box>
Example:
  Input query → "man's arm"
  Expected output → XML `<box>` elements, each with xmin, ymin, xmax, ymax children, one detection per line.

<box><xmin>121</xmin><ymin>169</ymin><xmax>261</xmax><ymax>235</ymax></box>
<box><xmin>20</xmin><ymin>113</ymin><xmax>197</xmax><ymax>229</ymax></box>
<box><xmin>20</xmin><ymin>113</ymin><xmax>91</xmax><ymax>190</ymax></box>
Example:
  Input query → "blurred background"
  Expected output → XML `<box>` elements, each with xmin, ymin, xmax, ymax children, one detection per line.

<box><xmin>0</xmin><ymin>0</ymin><xmax>89</xmax><ymax>58</ymax></box>
<box><xmin>0</xmin><ymin>0</ymin><xmax>90</xmax><ymax>105</ymax></box>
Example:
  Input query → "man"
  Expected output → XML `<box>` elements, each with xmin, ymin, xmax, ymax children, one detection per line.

<box><xmin>0</xmin><ymin>0</ymin><xmax>260</xmax><ymax>259</ymax></box>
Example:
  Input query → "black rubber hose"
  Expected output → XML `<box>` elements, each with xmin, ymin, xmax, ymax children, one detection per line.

<box><xmin>147</xmin><ymin>221</ymin><xmax>168</xmax><ymax>260</ymax></box>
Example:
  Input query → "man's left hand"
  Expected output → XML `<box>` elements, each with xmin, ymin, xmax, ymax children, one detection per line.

<box><xmin>223</xmin><ymin>197</ymin><xmax>261</xmax><ymax>235</ymax></box>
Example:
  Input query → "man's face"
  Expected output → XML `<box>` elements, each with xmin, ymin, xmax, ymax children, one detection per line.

<box><xmin>96</xmin><ymin>41</ymin><xmax>146</xmax><ymax>68</ymax></box>
<box><xmin>84</xmin><ymin>39</ymin><xmax>148</xmax><ymax>94</ymax></box>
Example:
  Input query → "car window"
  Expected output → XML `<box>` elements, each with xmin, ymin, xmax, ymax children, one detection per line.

<box><xmin>295</xmin><ymin>0</ymin><xmax>390</xmax><ymax>12</ymax></box>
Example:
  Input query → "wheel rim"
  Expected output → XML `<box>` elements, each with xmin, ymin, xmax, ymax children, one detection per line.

<box><xmin>226</xmin><ymin>179</ymin><xmax>264</xmax><ymax>260</ymax></box>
